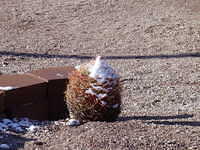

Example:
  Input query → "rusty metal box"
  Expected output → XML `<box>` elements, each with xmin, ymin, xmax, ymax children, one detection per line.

<box><xmin>0</xmin><ymin>74</ymin><xmax>48</xmax><ymax>120</ymax></box>
<box><xmin>28</xmin><ymin>66</ymin><xmax>75</xmax><ymax>120</ymax></box>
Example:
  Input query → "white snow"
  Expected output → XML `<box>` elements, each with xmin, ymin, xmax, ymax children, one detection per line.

<box><xmin>91</xmin><ymin>85</ymin><xmax>109</xmax><ymax>92</ymax></box>
<box><xmin>27</xmin><ymin>125</ymin><xmax>38</xmax><ymax>132</ymax></box>
<box><xmin>85</xmin><ymin>88</ymin><xmax>96</xmax><ymax>95</ymax></box>
<box><xmin>88</xmin><ymin>56</ymin><xmax>119</xmax><ymax>83</ymax></box>
<box><xmin>66</xmin><ymin>119</ymin><xmax>80</xmax><ymax>126</ymax></box>
<box><xmin>2</xmin><ymin>119</ymin><xmax>13</xmax><ymax>125</ymax></box>
<box><xmin>97</xmin><ymin>93</ymin><xmax>107</xmax><ymax>99</ymax></box>
<box><xmin>91</xmin><ymin>85</ymin><xmax>103</xmax><ymax>90</ymax></box>
<box><xmin>8</xmin><ymin>122</ymin><xmax>19</xmax><ymax>128</ymax></box>
<box><xmin>89</xmin><ymin>56</ymin><xmax>102</xmax><ymax>78</ymax></box>
<box><xmin>8</xmin><ymin>122</ymin><xmax>24</xmax><ymax>132</ymax></box>
<box><xmin>56</xmin><ymin>73</ymin><xmax>64</xmax><ymax>77</ymax></box>
<box><xmin>0</xmin><ymin>144</ymin><xmax>10</xmax><ymax>149</ymax></box>
<box><xmin>75</xmin><ymin>65</ymin><xmax>80</xmax><ymax>69</ymax></box>
<box><xmin>14</xmin><ymin>126</ymin><xmax>24</xmax><ymax>132</ymax></box>
<box><xmin>78</xmin><ymin>56</ymin><xmax>120</xmax><ymax>108</ymax></box>
<box><xmin>0</xmin><ymin>123</ymin><xmax>8</xmax><ymax>131</ymax></box>
<box><xmin>0</xmin><ymin>86</ymin><xmax>16</xmax><ymax>91</ymax></box>
<box><xmin>85</xmin><ymin>88</ymin><xmax>107</xmax><ymax>99</ymax></box>
<box><xmin>18</xmin><ymin>119</ymin><xmax>33</xmax><ymax>127</ymax></box>
<box><xmin>0</xmin><ymin>118</ymin><xmax>39</xmax><ymax>133</ymax></box>
<box><xmin>100</xmin><ymin>101</ymin><xmax>107</xmax><ymax>105</ymax></box>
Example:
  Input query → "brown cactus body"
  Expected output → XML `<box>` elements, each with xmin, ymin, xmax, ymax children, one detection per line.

<box><xmin>64</xmin><ymin>56</ymin><xmax>121</xmax><ymax>125</ymax></box>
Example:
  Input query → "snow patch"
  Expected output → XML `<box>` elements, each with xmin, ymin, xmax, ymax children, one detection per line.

<box><xmin>18</xmin><ymin>118</ymin><xmax>33</xmax><ymax>127</ymax></box>
<box><xmin>27</xmin><ymin>125</ymin><xmax>39</xmax><ymax>132</ymax></box>
<box><xmin>85</xmin><ymin>88</ymin><xmax>107</xmax><ymax>99</ymax></box>
<box><xmin>66</xmin><ymin>119</ymin><xmax>80</xmax><ymax>126</ymax></box>
<box><xmin>0</xmin><ymin>86</ymin><xmax>17</xmax><ymax>91</ymax></box>
<box><xmin>91</xmin><ymin>85</ymin><xmax>109</xmax><ymax>92</ymax></box>
<box><xmin>56</xmin><ymin>73</ymin><xmax>64</xmax><ymax>77</ymax></box>
<box><xmin>2</xmin><ymin>119</ymin><xmax>13</xmax><ymax>125</ymax></box>
<box><xmin>0</xmin><ymin>123</ymin><xmax>8</xmax><ymax>131</ymax></box>
<box><xmin>97</xmin><ymin>93</ymin><xmax>107</xmax><ymax>99</ymax></box>
<box><xmin>88</xmin><ymin>56</ymin><xmax>119</xmax><ymax>83</ymax></box>
<box><xmin>0</xmin><ymin>144</ymin><xmax>10</xmax><ymax>149</ymax></box>
<box><xmin>100</xmin><ymin>101</ymin><xmax>107</xmax><ymax>105</ymax></box>
<box><xmin>0</xmin><ymin>118</ymin><xmax>39</xmax><ymax>133</ymax></box>
<box><xmin>75</xmin><ymin>65</ymin><xmax>80</xmax><ymax>69</ymax></box>
<box><xmin>85</xmin><ymin>88</ymin><xmax>96</xmax><ymax>95</ymax></box>
<box><xmin>89</xmin><ymin>56</ymin><xmax>102</xmax><ymax>78</ymax></box>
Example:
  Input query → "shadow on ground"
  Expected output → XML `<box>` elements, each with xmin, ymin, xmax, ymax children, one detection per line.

<box><xmin>0</xmin><ymin>133</ymin><xmax>36</xmax><ymax>149</ymax></box>
<box><xmin>0</xmin><ymin>51</ymin><xmax>199</xmax><ymax>60</ymax></box>
<box><xmin>118</xmin><ymin>114</ymin><xmax>200</xmax><ymax>127</ymax></box>
<box><xmin>145</xmin><ymin>120</ymin><xmax>200</xmax><ymax>126</ymax></box>
<box><xmin>118</xmin><ymin>114</ymin><xmax>194</xmax><ymax>121</ymax></box>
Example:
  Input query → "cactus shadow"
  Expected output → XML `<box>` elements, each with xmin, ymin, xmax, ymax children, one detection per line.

<box><xmin>0</xmin><ymin>133</ymin><xmax>36</xmax><ymax>149</ymax></box>
<box><xmin>117</xmin><ymin>114</ymin><xmax>200</xmax><ymax>126</ymax></box>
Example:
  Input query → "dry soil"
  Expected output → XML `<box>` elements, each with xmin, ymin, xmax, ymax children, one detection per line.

<box><xmin>0</xmin><ymin>0</ymin><xmax>200</xmax><ymax>149</ymax></box>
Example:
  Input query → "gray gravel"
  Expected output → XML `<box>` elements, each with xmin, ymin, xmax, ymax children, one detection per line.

<box><xmin>0</xmin><ymin>0</ymin><xmax>200</xmax><ymax>149</ymax></box>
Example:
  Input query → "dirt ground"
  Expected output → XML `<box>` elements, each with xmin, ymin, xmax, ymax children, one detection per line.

<box><xmin>0</xmin><ymin>0</ymin><xmax>200</xmax><ymax>149</ymax></box>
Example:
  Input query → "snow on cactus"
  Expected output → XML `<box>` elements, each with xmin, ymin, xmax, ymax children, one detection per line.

<box><xmin>65</xmin><ymin>56</ymin><xmax>121</xmax><ymax>126</ymax></box>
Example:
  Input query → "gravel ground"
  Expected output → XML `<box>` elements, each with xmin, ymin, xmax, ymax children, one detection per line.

<box><xmin>0</xmin><ymin>0</ymin><xmax>200</xmax><ymax>149</ymax></box>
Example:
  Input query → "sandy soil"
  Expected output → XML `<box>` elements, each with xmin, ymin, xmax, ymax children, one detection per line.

<box><xmin>0</xmin><ymin>0</ymin><xmax>200</xmax><ymax>149</ymax></box>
